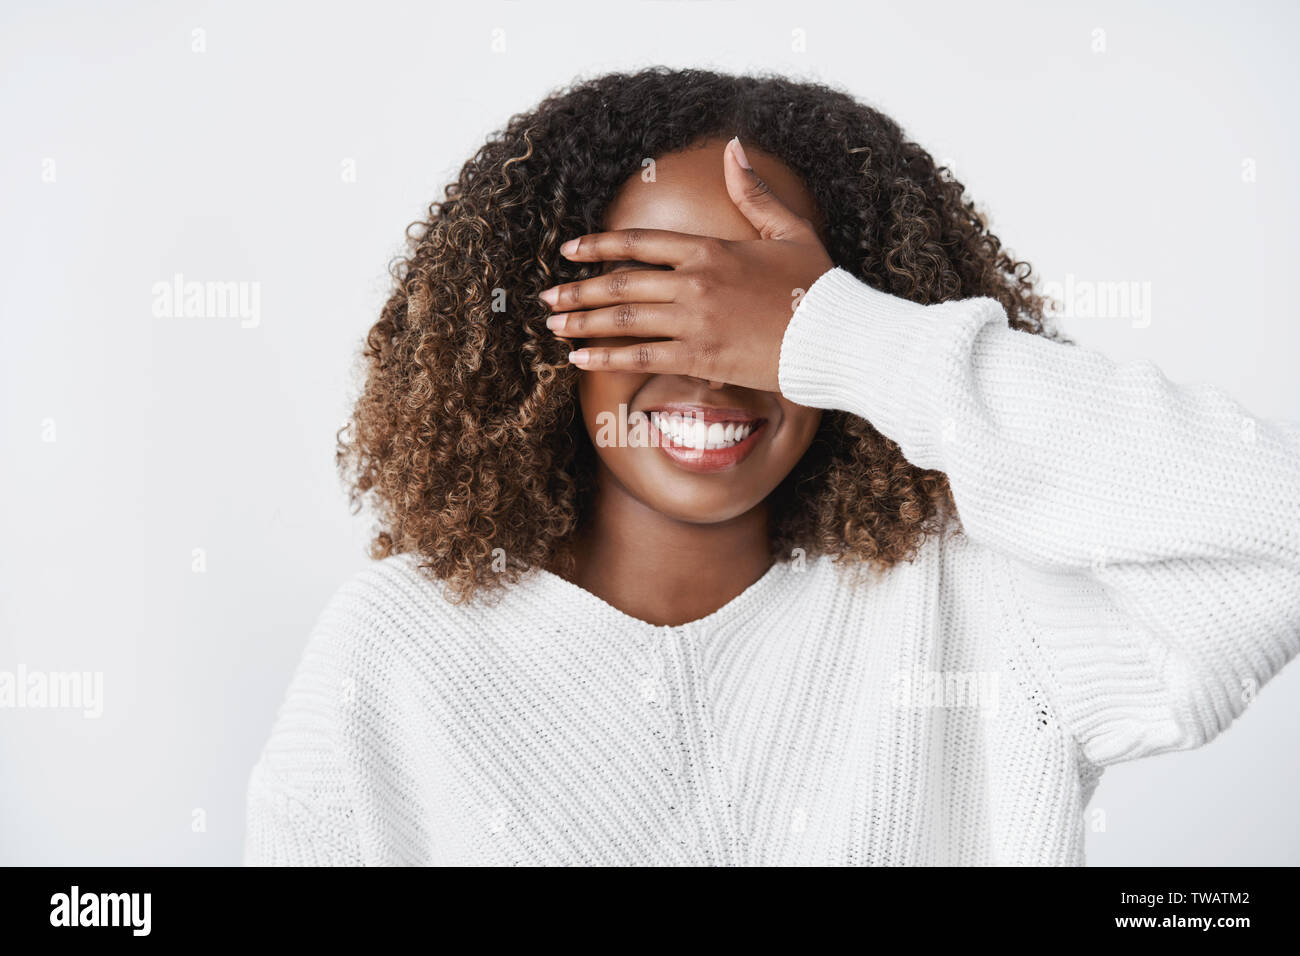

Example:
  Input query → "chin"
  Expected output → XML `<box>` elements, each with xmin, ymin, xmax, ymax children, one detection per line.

<box><xmin>637</xmin><ymin>485</ymin><xmax>765</xmax><ymax>526</ymax></box>
<box><xmin>671</xmin><ymin>505</ymin><xmax>756</xmax><ymax>526</ymax></box>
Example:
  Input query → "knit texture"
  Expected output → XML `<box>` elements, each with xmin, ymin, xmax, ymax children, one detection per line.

<box><xmin>244</xmin><ymin>267</ymin><xmax>1300</xmax><ymax>865</ymax></box>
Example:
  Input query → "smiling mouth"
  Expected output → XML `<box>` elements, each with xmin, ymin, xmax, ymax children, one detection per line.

<box><xmin>645</xmin><ymin>406</ymin><xmax>767</xmax><ymax>472</ymax></box>
<box><xmin>649</xmin><ymin>411</ymin><xmax>758</xmax><ymax>449</ymax></box>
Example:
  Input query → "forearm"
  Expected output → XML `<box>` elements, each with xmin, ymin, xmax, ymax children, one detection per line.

<box><xmin>779</xmin><ymin>266</ymin><xmax>1300</xmax><ymax>764</ymax></box>
<box><xmin>778</xmin><ymin>267</ymin><xmax>1300</xmax><ymax>575</ymax></box>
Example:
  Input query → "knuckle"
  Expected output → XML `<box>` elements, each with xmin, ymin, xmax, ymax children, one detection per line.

<box><xmin>635</xmin><ymin>344</ymin><xmax>654</xmax><ymax>368</ymax></box>
<box><xmin>606</xmin><ymin>272</ymin><xmax>629</xmax><ymax>298</ymax></box>
<box><xmin>561</xmin><ymin>283</ymin><xmax>583</xmax><ymax>308</ymax></box>
<box><xmin>687</xmin><ymin>273</ymin><xmax>711</xmax><ymax>297</ymax></box>
<box><xmin>623</xmin><ymin>228</ymin><xmax>645</xmax><ymax>253</ymax></box>
<box><xmin>693</xmin><ymin>237</ymin><xmax>724</xmax><ymax>265</ymax></box>
<box><xmin>613</xmin><ymin>304</ymin><xmax>637</xmax><ymax>330</ymax></box>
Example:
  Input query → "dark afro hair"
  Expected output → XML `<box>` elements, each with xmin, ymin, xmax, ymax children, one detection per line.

<box><xmin>337</xmin><ymin>67</ymin><xmax>1059</xmax><ymax>602</ymax></box>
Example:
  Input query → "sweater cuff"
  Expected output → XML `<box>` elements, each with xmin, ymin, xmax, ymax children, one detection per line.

<box><xmin>777</xmin><ymin>266</ymin><xmax>948</xmax><ymax>468</ymax></box>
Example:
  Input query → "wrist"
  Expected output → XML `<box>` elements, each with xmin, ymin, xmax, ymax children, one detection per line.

<box><xmin>776</xmin><ymin>267</ymin><xmax>1000</xmax><ymax>470</ymax></box>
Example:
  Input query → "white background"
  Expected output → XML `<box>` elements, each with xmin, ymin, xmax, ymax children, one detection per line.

<box><xmin>1</xmin><ymin>0</ymin><xmax>1297</xmax><ymax>865</ymax></box>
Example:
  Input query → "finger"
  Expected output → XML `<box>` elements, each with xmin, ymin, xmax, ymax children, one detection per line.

<box><xmin>559</xmin><ymin>228</ymin><xmax>709</xmax><ymax>266</ymax></box>
<box><xmin>546</xmin><ymin>302</ymin><xmax>679</xmax><ymax>339</ymax></box>
<box><xmin>540</xmin><ymin>268</ymin><xmax>678</xmax><ymax>311</ymax></box>
<box><xmin>567</xmin><ymin>339</ymin><xmax>693</xmax><ymax>375</ymax></box>
<box><xmin>723</xmin><ymin>136</ymin><xmax>817</xmax><ymax>242</ymax></box>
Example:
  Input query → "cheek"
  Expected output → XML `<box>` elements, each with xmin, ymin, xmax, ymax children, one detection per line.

<box><xmin>778</xmin><ymin>405</ymin><xmax>823</xmax><ymax>458</ymax></box>
<box><xmin>578</xmin><ymin>371</ymin><xmax>640</xmax><ymax>443</ymax></box>
<box><xmin>576</xmin><ymin>336</ymin><xmax>650</xmax><ymax>425</ymax></box>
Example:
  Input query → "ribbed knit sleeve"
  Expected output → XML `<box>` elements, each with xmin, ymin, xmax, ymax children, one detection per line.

<box><xmin>243</xmin><ymin>595</ymin><xmax>366</xmax><ymax>866</ymax></box>
<box><xmin>778</xmin><ymin>266</ymin><xmax>1300</xmax><ymax>768</ymax></box>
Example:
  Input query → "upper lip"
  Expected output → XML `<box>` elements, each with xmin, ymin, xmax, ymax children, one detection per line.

<box><xmin>643</xmin><ymin>403</ymin><xmax>762</xmax><ymax>424</ymax></box>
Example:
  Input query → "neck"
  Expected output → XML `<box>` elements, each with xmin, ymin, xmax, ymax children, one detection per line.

<box><xmin>562</xmin><ymin>463</ymin><xmax>773</xmax><ymax>627</ymax></box>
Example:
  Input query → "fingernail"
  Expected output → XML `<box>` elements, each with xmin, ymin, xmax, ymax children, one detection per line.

<box><xmin>560</xmin><ymin>238</ymin><xmax>579</xmax><ymax>256</ymax></box>
<box><xmin>730</xmin><ymin>136</ymin><xmax>752</xmax><ymax>170</ymax></box>
<box><xmin>546</xmin><ymin>313</ymin><xmax>567</xmax><ymax>331</ymax></box>
<box><xmin>539</xmin><ymin>287</ymin><xmax>558</xmax><ymax>305</ymax></box>
<box><xmin>567</xmin><ymin>350</ymin><xmax>588</xmax><ymax>366</ymax></box>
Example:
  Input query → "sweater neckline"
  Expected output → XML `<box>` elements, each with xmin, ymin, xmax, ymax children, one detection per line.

<box><xmin>529</xmin><ymin>560</ymin><xmax>789</xmax><ymax>634</ymax></box>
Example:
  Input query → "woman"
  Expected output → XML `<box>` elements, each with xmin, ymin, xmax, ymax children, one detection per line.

<box><xmin>244</xmin><ymin>68</ymin><xmax>1300</xmax><ymax>865</ymax></box>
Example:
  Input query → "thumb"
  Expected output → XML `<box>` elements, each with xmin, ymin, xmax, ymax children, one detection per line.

<box><xmin>724</xmin><ymin>136</ymin><xmax>812</xmax><ymax>242</ymax></box>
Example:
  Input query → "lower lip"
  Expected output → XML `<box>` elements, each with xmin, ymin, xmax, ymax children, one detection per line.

<box><xmin>647</xmin><ymin>419</ymin><xmax>767</xmax><ymax>473</ymax></box>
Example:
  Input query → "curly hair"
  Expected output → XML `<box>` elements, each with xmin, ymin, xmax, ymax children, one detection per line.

<box><xmin>338</xmin><ymin>67</ymin><xmax>1060</xmax><ymax>602</ymax></box>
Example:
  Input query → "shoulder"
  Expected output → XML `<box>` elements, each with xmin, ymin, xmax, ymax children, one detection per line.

<box><xmin>258</xmin><ymin>555</ymin><xmax>505</xmax><ymax>761</ymax></box>
<box><xmin>809</xmin><ymin>520</ymin><xmax>1002</xmax><ymax>596</ymax></box>
<box><xmin>304</xmin><ymin>554</ymin><xmax>492</xmax><ymax>674</ymax></box>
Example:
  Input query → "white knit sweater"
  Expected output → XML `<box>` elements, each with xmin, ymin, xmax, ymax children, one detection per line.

<box><xmin>244</xmin><ymin>268</ymin><xmax>1300</xmax><ymax>866</ymax></box>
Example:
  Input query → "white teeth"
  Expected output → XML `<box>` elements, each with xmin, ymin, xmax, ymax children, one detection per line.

<box><xmin>649</xmin><ymin>412</ymin><xmax>757</xmax><ymax>449</ymax></box>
